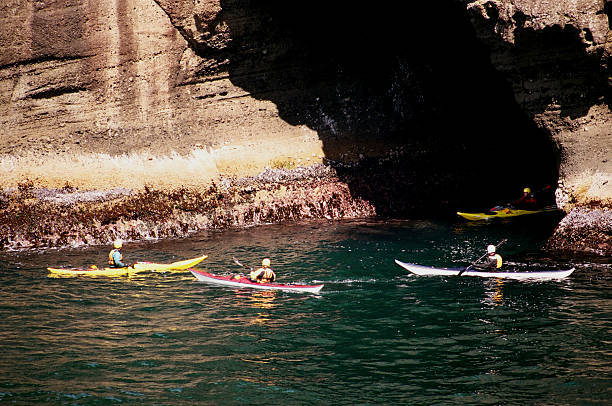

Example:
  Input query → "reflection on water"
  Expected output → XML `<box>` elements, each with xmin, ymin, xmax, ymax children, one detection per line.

<box><xmin>235</xmin><ymin>289</ymin><xmax>278</xmax><ymax>310</ymax></box>
<box><xmin>0</xmin><ymin>218</ymin><xmax>610</xmax><ymax>405</ymax></box>
<box><xmin>235</xmin><ymin>289</ymin><xmax>278</xmax><ymax>325</ymax></box>
<box><xmin>482</xmin><ymin>278</ymin><xmax>506</xmax><ymax>306</ymax></box>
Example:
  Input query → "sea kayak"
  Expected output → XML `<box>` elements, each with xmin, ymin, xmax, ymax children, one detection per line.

<box><xmin>395</xmin><ymin>260</ymin><xmax>574</xmax><ymax>280</ymax></box>
<box><xmin>457</xmin><ymin>205</ymin><xmax>558</xmax><ymax>221</ymax></box>
<box><xmin>132</xmin><ymin>254</ymin><xmax>208</xmax><ymax>272</ymax></box>
<box><xmin>47</xmin><ymin>255</ymin><xmax>208</xmax><ymax>277</ymax></box>
<box><xmin>190</xmin><ymin>269</ymin><xmax>324</xmax><ymax>293</ymax></box>
<box><xmin>47</xmin><ymin>266</ymin><xmax>134</xmax><ymax>277</ymax></box>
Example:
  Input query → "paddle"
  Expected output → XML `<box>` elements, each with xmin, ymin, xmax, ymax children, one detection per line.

<box><xmin>232</xmin><ymin>257</ymin><xmax>255</xmax><ymax>280</ymax></box>
<box><xmin>233</xmin><ymin>257</ymin><xmax>253</xmax><ymax>271</ymax></box>
<box><xmin>458</xmin><ymin>238</ymin><xmax>507</xmax><ymax>276</ymax></box>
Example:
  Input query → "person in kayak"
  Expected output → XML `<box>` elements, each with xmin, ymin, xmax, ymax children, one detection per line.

<box><xmin>249</xmin><ymin>258</ymin><xmax>276</xmax><ymax>283</ymax></box>
<box><xmin>108</xmin><ymin>239</ymin><xmax>128</xmax><ymax>268</ymax></box>
<box><xmin>509</xmin><ymin>187</ymin><xmax>538</xmax><ymax>210</ymax></box>
<box><xmin>478</xmin><ymin>244</ymin><xmax>503</xmax><ymax>270</ymax></box>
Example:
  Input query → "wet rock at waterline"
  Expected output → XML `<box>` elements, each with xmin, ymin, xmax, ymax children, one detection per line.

<box><xmin>546</xmin><ymin>207</ymin><xmax>612</xmax><ymax>257</ymax></box>
<box><xmin>0</xmin><ymin>0</ymin><xmax>610</xmax><ymax>254</ymax></box>
<box><xmin>0</xmin><ymin>165</ymin><xmax>375</xmax><ymax>250</ymax></box>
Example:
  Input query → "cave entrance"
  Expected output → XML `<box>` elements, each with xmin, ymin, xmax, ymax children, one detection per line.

<box><xmin>222</xmin><ymin>0</ymin><xmax>559</xmax><ymax>217</ymax></box>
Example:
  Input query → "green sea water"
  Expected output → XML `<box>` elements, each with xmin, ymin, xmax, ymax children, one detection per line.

<box><xmin>1</xmin><ymin>217</ymin><xmax>610</xmax><ymax>405</ymax></box>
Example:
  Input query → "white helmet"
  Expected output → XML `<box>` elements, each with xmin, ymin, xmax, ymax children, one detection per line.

<box><xmin>487</xmin><ymin>244</ymin><xmax>496</xmax><ymax>254</ymax></box>
<box><xmin>113</xmin><ymin>239</ymin><xmax>123</xmax><ymax>249</ymax></box>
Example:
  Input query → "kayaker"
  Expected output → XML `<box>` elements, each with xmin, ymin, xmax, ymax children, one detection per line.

<box><xmin>479</xmin><ymin>244</ymin><xmax>503</xmax><ymax>270</ymax></box>
<box><xmin>108</xmin><ymin>239</ymin><xmax>128</xmax><ymax>268</ymax></box>
<box><xmin>510</xmin><ymin>187</ymin><xmax>538</xmax><ymax>210</ymax></box>
<box><xmin>249</xmin><ymin>258</ymin><xmax>276</xmax><ymax>283</ymax></box>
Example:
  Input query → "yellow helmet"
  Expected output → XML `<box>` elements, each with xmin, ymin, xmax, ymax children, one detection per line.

<box><xmin>523</xmin><ymin>187</ymin><xmax>531</xmax><ymax>193</ymax></box>
<box><xmin>262</xmin><ymin>258</ymin><xmax>271</xmax><ymax>267</ymax></box>
<box><xmin>113</xmin><ymin>239</ymin><xmax>123</xmax><ymax>249</ymax></box>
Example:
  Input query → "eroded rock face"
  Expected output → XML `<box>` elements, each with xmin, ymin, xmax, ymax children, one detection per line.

<box><xmin>0</xmin><ymin>0</ymin><xmax>609</xmax><ymax>254</ymax></box>
<box><xmin>465</xmin><ymin>0</ymin><xmax>611</xmax><ymax>255</ymax></box>
<box><xmin>545</xmin><ymin>207</ymin><xmax>612</xmax><ymax>255</ymax></box>
<box><xmin>465</xmin><ymin>0</ymin><xmax>611</xmax><ymax>208</ymax></box>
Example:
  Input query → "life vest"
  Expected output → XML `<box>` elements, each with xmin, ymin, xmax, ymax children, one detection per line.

<box><xmin>262</xmin><ymin>268</ymin><xmax>276</xmax><ymax>282</ymax></box>
<box><xmin>486</xmin><ymin>253</ymin><xmax>502</xmax><ymax>269</ymax></box>
<box><xmin>108</xmin><ymin>248</ymin><xmax>123</xmax><ymax>266</ymax></box>
<box><xmin>250</xmin><ymin>267</ymin><xmax>276</xmax><ymax>283</ymax></box>
<box><xmin>495</xmin><ymin>254</ymin><xmax>503</xmax><ymax>268</ymax></box>
<box><xmin>513</xmin><ymin>193</ymin><xmax>537</xmax><ymax>209</ymax></box>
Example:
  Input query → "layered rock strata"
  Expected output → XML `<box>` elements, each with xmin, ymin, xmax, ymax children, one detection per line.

<box><xmin>0</xmin><ymin>0</ymin><xmax>610</xmax><ymax>255</ymax></box>
<box><xmin>466</xmin><ymin>0</ymin><xmax>611</xmax><ymax>255</ymax></box>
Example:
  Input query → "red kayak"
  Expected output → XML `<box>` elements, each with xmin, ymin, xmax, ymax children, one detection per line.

<box><xmin>190</xmin><ymin>269</ymin><xmax>324</xmax><ymax>293</ymax></box>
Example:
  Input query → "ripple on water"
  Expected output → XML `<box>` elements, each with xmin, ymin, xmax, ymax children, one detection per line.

<box><xmin>0</xmin><ymin>219</ymin><xmax>610</xmax><ymax>404</ymax></box>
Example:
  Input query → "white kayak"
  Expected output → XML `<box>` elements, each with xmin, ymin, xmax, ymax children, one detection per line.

<box><xmin>395</xmin><ymin>260</ymin><xmax>575</xmax><ymax>280</ymax></box>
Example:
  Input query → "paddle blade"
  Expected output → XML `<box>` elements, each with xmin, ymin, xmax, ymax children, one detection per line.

<box><xmin>233</xmin><ymin>257</ymin><xmax>254</xmax><ymax>271</ymax></box>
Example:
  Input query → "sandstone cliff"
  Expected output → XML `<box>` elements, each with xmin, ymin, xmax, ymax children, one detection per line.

<box><xmin>0</xmin><ymin>0</ymin><xmax>610</xmax><ymax>254</ymax></box>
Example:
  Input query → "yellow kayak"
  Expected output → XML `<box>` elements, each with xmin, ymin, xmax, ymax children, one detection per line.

<box><xmin>457</xmin><ymin>205</ymin><xmax>558</xmax><ymax>221</ymax></box>
<box><xmin>47</xmin><ymin>255</ymin><xmax>207</xmax><ymax>277</ymax></box>
<box><xmin>47</xmin><ymin>266</ymin><xmax>135</xmax><ymax>277</ymax></box>
<box><xmin>132</xmin><ymin>255</ymin><xmax>208</xmax><ymax>272</ymax></box>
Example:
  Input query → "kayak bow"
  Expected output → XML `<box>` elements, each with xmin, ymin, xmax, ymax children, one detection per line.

<box><xmin>132</xmin><ymin>254</ymin><xmax>208</xmax><ymax>272</ymax></box>
<box><xmin>47</xmin><ymin>254</ymin><xmax>207</xmax><ymax>277</ymax></box>
<box><xmin>190</xmin><ymin>269</ymin><xmax>324</xmax><ymax>293</ymax></box>
<box><xmin>395</xmin><ymin>260</ymin><xmax>574</xmax><ymax>280</ymax></box>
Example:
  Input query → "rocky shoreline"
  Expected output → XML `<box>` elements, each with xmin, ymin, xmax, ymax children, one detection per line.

<box><xmin>0</xmin><ymin>1</ymin><xmax>609</xmax><ymax>256</ymax></box>
<box><xmin>546</xmin><ymin>207</ymin><xmax>612</xmax><ymax>257</ymax></box>
<box><xmin>1</xmin><ymin>163</ymin><xmax>610</xmax><ymax>257</ymax></box>
<box><xmin>0</xmin><ymin>165</ymin><xmax>375</xmax><ymax>250</ymax></box>
<box><xmin>2</xmin><ymin>165</ymin><xmax>610</xmax><ymax>257</ymax></box>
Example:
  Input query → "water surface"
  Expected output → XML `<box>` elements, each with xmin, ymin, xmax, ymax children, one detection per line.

<box><xmin>1</xmin><ymin>218</ymin><xmax>610</xmax><ymax>404</ymax></box>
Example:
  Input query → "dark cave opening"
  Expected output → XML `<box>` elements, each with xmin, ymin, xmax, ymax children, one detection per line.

<box><xmin>220</xmin><ymin>0</ymin><xmax>560</xmax><ymax>217</ymax></box>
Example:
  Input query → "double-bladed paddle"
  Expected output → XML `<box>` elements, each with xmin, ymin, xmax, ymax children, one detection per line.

<box><xmin>232</xmin><ymin>257</ymin><xmax>252</xmax><ymax>270</ymax></box>
<box><xmin>230</xmin><ymin>257</ymin><xmax>253</xmax><ymax>280</ymax></box>
<box><xmin>458</xmin><ymin>238</ymin><xmax>508</xmax><ymax>276</ymax></box>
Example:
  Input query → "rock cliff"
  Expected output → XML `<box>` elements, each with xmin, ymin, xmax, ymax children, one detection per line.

<box><xmin>0</xmin><ymin>0</ymin><xmax>610</xmax><ymax>254</ymax></box>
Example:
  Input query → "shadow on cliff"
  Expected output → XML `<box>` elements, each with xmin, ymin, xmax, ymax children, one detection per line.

<box><xmin>219</xmin><ymin>0</ymin><xmax>561</xmax><ymax>217</ymax></box>
<box><xmin>508</xmin><ymin>13</ymin><xmax>609</xmax><ymax>119</ymax></box>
